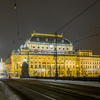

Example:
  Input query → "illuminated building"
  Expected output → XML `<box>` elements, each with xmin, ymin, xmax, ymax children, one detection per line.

<box><xmin>11</xmin><ymin>31</ymin><xmax>100</xmax><ymax>77</ymax></box>
<box><xmin>5</xmin><ymin>58</ymin><xmax>12</xmax><ymax>76</ymax></box>
<box><xmin>0</xmin><ymin>58</ymin><xmax>5</xmax><ymax>76</ymax></box>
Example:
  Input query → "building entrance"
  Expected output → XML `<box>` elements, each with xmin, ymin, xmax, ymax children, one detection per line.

<box><xmin>21</xmin><ymin>62</ymin><xmax>29</xmax><ymax>78</ymax></box>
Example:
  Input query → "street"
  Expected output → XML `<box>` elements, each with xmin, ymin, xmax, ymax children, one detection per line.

<box><xmin>1</xmin><ymin>79</ymin><xmax>100</xmax><ymax>100</ymax></box>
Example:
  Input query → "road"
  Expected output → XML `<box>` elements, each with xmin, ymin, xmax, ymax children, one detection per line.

<box><xmin>1</xmin><ymin>79</ymin><xmax>100</xmax><ymax>100</ymax></box>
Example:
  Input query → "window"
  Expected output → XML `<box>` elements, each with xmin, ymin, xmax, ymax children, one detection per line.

<box><xmin>66</xmin><ymin>65</ymin><xmax>68</xmax><ymax>68</ymax></box>
<box><xmin>38</xmin><ymin>47</ymin><xmax>40</xmax><ymax>48</ymax></box>
<box><xmin>73</xmin><ymin>65</ymin><xmax>75</xmax><ymax>68</ymax></box>
<box><xmin>15</xmin><ymin>63</ymin><xmax>18</xmax><ymax>69</ymax></box>
<box><xmin>63</xmin><ymin>48</ymin><xmax>65</xmax><ymax>50</ymax></box>
<box><xmin>67</xmin><ymin>48</ymin><xmax>68</xmax><ymax>50</ymax></box>
<box><xmin>42</xmin><ymin>47</ymin><xmax>44</xmax><ymax>49</ymax></box>
<box><xmin>33</xmin><ymin>46</ymin><xmax>35</xmax><ymax>48</ymax></box>
<box><xmin>35</xmin><ymin>62</ymin><xmax>37</xmax><ymax>63</ymax></box>
<box><xmin>31</xmin><ymin>57</ymin><xmax>33</xmax><ymax>59</ymax></box>
<box><xmin>31</xmin><ymin>65</ymin><xmax>33</xmax><ymax>68</ymax></box>
<box><xmin>39</xmin><ymin>65</ymin><xmax>41</xmax><ymax>68</ymax></box>
<box><xmin>46</xmin><ymin>47</ymin><xmax>48</xmax><ymax>49</ymax></box>
<box><xmin>31</xmin><ymin>62</ymin><xmax>33</xmax><ymax>63</ymax></box>
<box><xmin>59</xmin><ymin>48</ymin><xmax>61</xmax><ymax>49</ymax></box>
<box><xmin>35</xmin><ymin>65</ymin><xmax>37</xmax><ymax>68</ymax></box>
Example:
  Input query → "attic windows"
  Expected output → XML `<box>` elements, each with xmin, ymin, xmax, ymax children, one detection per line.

<box><xmin>46</xmin><ymin>38</ymin><xmax>48</xmax><ymax>42</ymax></box>
<box><xmin>37</xmin><ymin>38</ymin><xmax>39</xmax><ymax>41</ymax></box>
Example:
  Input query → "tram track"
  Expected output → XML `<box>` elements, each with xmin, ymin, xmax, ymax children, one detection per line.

<box><xmin>1</xmin><ymin>79</ymin><xmax>100</xmax><ymax>100</ymax></box>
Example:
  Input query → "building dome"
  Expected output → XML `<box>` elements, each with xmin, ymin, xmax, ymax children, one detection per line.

<box><xmin>5</xmin><ymin>58</ymin><xmax>11</xmax><ymax>65</ymax></box>
<box><xmin>29</xmin><ymin>33</ymin><xmax>72</xmax><ymax>45</ymax></box>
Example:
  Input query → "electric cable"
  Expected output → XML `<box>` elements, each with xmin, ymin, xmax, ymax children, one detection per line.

<box><xmin>70</xmin><ymin>26</ymin><xmax>100</xmax><ymax>41</ymax></box>
<box><xmin>55</xmin><ymin>0</ymin><xmax>99</xmax><ymax>33</ymax></box>
<box><xmin>14</xmin><ymin>0</ymin><xmax>19</xmax><ymax>38</ymax></box>
<box><xmin>73</xmin><ymin>32</ymin><xmax>100</xmax><ymax>44</ymax></box>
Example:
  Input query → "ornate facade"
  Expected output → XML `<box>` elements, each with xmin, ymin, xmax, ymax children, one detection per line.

<box><xmin>11</xmin><ymin>32</ymin><xmax>100</xmax><ymax>77</ymax></box>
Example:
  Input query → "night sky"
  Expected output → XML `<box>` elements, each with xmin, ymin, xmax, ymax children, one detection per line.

<box><xmin>0</xmin><ymin>0</ymin><xmax>100</xmax><ymax>59</ymax></box>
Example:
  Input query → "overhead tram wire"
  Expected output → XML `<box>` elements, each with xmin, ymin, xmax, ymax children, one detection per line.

<box><xmin>70</xmin><ymin>26</ymin><xmax>100</xmax><ymax>41</ymax></box>
<box><xmin>55</xmin><ymin>0</ymin><xmax>99</xmax><ymax>33</ymax></box>
<box><xmin>73</xmin><ymin>32</ymin><xmax>100</xmax><ymax>44</ymax></box>
<box><xmin>54</xmin><ymin>0</ymin><xmax>99</xmax><ymax>80</ymax></box>
<box><xmin>14</xmin><ymin>0</ymin><xmax>19</xmax><ymax>38</ymax></box>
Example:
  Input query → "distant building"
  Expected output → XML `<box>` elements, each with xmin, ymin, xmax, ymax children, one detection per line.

<box><xmin>10</xmin><ymin>31</ymin><xmax>100</xmax><ymax>77</ymax></box>
<box><xmin>0</xmin><ymin>58</ymin><xmax>5</xmax><ymax>75</ymax></box>
<box><xmin>5</xmin><ymin>58</ymin><xmax>12</xmax><ymax>76</ymax></box>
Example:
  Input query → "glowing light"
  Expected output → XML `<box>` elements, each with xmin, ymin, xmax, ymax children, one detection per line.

<box><xmin>14</xmin><ymin>4</ymin><xmax>16</xmax><ymax>9</ymax></box>
<box><xmin>50</xmin><ymin>45</ymin><xmax>53</xmax><ymax>48</ymax></box>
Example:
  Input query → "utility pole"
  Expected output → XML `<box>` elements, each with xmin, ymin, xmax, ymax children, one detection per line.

<box><xmin>55</xmin><ymin>32</ymin><xmax>58</xmax><ymax>80</ymax></box>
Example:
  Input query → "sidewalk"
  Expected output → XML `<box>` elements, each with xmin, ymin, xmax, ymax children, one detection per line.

<box><xmin>21</xmin><ymin>78</ymin><xmax>100</xmax><ymax>87</ymax></box>
<box><xmin>0</xmin><ymin>81</ymin><xmax>21</xmax><ymax>100</ymax></box>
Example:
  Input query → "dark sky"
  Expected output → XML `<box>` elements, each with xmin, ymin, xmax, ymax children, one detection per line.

<box><xmin>0</xmin><ymin>0</ymin><xmax>100</xmax><ymax>59</ymax></box>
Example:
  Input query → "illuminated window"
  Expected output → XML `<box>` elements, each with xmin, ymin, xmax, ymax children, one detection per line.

<box><xmin>35</xmin><ymin>65</ymin><xmax>37</xmax><ymax>68</ymax></box>
<box><xmin>81</xmin><ymin>65</ymin><xmax>82</xmax><ymax>68</ymax></box>
<box><xmin>15</xmin><ymin>63</ymin><xmax>18</xmax><ymax>69</ymax></box>
<box><xmin>42</xmin><ymin>62</ymin><xmax>46</xmax><ymax>64</ymax></box>
<box><xmin>70</xmin><ymin>65</ymin><xmax>71</xmax><ymax>68</ymax></box>
<box><xmin>42</xmin><ymin>65</ymin><xmax>46</xmax><ymax>68</ymax></box>
<box><xmin>39</xmin><ymin>65</ymin><xmax>41</xmax><ymax>68</ymax></box>
<box><xmin>31</xmin><ymin>65</ymin><xmax>33</xmax><ymax>68</ymax></box>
